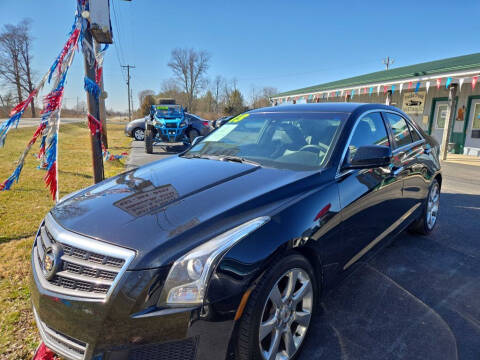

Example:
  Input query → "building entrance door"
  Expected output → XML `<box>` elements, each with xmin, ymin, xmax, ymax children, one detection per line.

<box><xmin>430</xmin><ymin>99</ymin><xmax>461</xmax><ymax>153</ymax></box>
<box><xmin>464</xmin><ymin>97</ymin><xmax>480</xmax><ymax>155</ymax></box>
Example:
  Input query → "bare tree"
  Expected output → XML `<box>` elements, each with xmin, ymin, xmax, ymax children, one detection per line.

<box><xmin>0</xmin><ymin>25</ymin><xmax>24</xmax><ymax>105</ymax></box>
<box><xmin>138</xmin><ymin>89</ymin><xmax>155</xmax><ymax>107</ymax></box>
<box><xmin>168</xmin><ymin>48</ymin><xmax>210</xmax><ymax>111</ymax></box>
<box><xmin>212</xmin><ymin>75</ymin><xmax>225</xmax><ymax>113</ymax></box>
<box><xmin>18</xmin><ymin>20</ymin><xmax>36</xmax><ymax>117</ymax></box>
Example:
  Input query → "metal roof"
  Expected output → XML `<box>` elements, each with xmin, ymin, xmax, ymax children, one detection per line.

<box><xmin>274</xmin><ymin>53</ymin><xmax>480</xmax><ymax>98</ymax></box>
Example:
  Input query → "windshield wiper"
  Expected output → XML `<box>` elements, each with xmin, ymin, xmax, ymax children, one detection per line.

<box><xmin>218</xmin><ymin>155</ymin><xmax>261</xmax><ymax>166</ymax></box>
<box><xmin>183</xmin><ymin>153</ymin><xmax>260</xmax><ymax>166</ymax></box>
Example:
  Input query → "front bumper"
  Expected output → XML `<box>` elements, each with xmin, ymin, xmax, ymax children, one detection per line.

<box><xmin>31</xmin><ymin>228</ymin><xmax>237</xmax><ymax>360</ymax></box>
<box><xmin>31</xmin><ymin>268</ymin><xmax>237</xmax><ymax>360</ymax></box>
<box><xmin>154</xmin><ymin>125</ymin><xmax>187</xmax><ymax>143</ymax></box>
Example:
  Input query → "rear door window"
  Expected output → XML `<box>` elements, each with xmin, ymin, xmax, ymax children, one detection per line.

<box><xmin>384</xmin><ymin>113</ymin><xmax>413</xmax><ymax>148</ymax></box>
<box><xmin>347</xmin><ymin>112</ymin><xmax>389</xmax><ymax>162</ymax></box>
<box><xmin>408</xmin><ymin>122</ymin><xmax>422</xmax><ymax>142</ymax></box>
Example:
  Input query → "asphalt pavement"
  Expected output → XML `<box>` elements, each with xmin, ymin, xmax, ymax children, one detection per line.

<box><xmin>127</xmin><ymin>140</ymin><xmax>480</xmax><ymax>360</ymax></box>
<box><xmin>0</xmin><ymin>117</ymin><xmax>85</xmax><ymax>128</ymax></box>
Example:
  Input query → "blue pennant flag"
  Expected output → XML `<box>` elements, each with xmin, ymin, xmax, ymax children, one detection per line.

<box><xmin>415</xmin><ymin>82</ymin><xmax>421</xmax><ymax>93</ymax></box>
<box><xmin>445</xmin><ymin>77</ymin><xmax>452</xmax><ymax>89</ymax></box>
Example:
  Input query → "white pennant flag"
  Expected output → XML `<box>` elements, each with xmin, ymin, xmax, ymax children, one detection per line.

<box><xmin>399</xmin><ymin>83</ymin><xmax>404</xmax><ymax>94</ymax></box>
<box><xmin>459</xmin><ymin>78</ymin><xmax>464</xmax><ymax>90</ymax></box>
<box><xmin>377</xmin><ymin>85</ymin><xmax>381</xmax><ymax>95</ymax></box>
<box><xmin>426</xmin><ymin>81</ymin><xmax>430</xmax><ymax>93</ymax></box>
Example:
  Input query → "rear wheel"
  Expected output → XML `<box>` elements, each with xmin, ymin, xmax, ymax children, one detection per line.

<box><xmin>409</xmin><ymin>179</ymin><xmax>440</xmax><ymax>235</ymax></box>
<box><xmin>188</xmin><ymin>128</ymin><xmax>200</xmax><ymax>143</ymax></box>
<box><xmin>144</xmin><ymin>125</ymin><xmax>154</xmax><ymax>154</ymax></box>
<box><xmin>236</xmin><ymin>254</ymin><xmax>316</xmax><ymax>360</ymax></box>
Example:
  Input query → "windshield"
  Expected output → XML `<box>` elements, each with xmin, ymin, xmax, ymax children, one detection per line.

<box><xmin>184</xmin><ymin>112</ymin><xmax>348</xmax><ymax>170</ymax></box>
<box><xmin>155</xmin><ymin>105</ymin><xmax>182</xmax><ymax>118</ymax></box>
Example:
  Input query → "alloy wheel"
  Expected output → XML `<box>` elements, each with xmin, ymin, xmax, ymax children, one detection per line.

<box><xmin>259</xmin><ymin>268</ymin><xmax>313</xmax><ymax>360</ymax></box>
<box><xmin>426</xmin><ymin>182</ymin><xmax>440</xmax><ymax>230</ymax></box>
<box><xmin>134</xmin><ymin>128</ymin><xmax>145</xmax><ymax>141</ymax></box>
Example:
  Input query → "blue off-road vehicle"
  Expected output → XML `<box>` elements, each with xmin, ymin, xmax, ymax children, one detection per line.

<box><xmin>145</xmin><ymin>102</ymin><xmax>190</xmax><ymax>154</ymax></box>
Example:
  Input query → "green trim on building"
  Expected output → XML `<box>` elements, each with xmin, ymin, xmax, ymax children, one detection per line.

<box><xmin>275</xmin><ymin>53</ymin><xmax>480</xmax><ymax>98</ymax></box>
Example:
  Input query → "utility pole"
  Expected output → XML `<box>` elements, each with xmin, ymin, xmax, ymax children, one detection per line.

<box><xmin>441</xmin><ymin>84</ymin><xmax>458</xmax><ymax>160</ymax></box>
<box><xmin>383</xmin><ymin>56</ymin><xmax>395</xmax><ymax>70</ymax></box>
<box><xmin>83</xmin><ymin>27</ymin><xmax>104</xmax><ymax>183</ymax></box>
<box><xmin>95</xmin><ymin>42</ymin><xmax>108</xmax><ymax>148</ymax></box>
<box><xmin>122</xmin><ymin>64</ymin><xmax>135</xmax><ymax>121</ymax></box>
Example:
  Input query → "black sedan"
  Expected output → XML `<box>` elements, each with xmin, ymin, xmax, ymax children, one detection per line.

<box><xmin>31</xmin><ymin>103</ymin><xmax>440</xmax><ymax>360</ymax></box>
<box><xmin>125</xmin><ymin>113</ymin><xmax>213</xmax><ymax>141</ymax></box>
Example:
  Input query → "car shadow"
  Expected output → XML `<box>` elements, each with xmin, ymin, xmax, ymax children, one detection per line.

<box><xmin>300</xmin><ymin>192</ymin><xmax>480</xmax><ymax>360</ymax></box>
<box><xmin>151</xmin><ymin>144</ymin><xmax>188</xmax><ymax>155</ymax></box>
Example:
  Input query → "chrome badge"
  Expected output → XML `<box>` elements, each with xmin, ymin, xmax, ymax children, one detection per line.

<box><xmin>42</xmin><ymin>243</ymin><xmax>63</xmax><ymax>280</ymax></box>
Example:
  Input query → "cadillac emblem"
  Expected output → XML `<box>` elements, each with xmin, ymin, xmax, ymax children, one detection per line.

<box><xmin>42</xmin><ymin>243</ymin><xmax>63</xmax><ymax>280</ymax></box>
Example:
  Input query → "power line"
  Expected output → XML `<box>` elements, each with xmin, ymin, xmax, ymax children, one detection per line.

<box><xmin>111</xmin><ymin>0</ymin><xmax>127</xmax><ymax>82</ymax></box>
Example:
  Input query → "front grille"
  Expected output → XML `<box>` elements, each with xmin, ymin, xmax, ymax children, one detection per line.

<box><xmin>33</xmin><ymin>307</ymin><xmax>88</xmax><ymax>360</ymax></box>
<box><xmin>165</xmin><ymin>122</ymin><xmax>178</xmax><ymax>128</ymax></box>
<box><xmin>129</xmin><ymin>338</ymin><xmax>198</xmax><ymax>360</ymax></box>
<box><xmin>33</xmin><ymin>213</ymin><xmax>135</xmax><ymax>301</ymax></box>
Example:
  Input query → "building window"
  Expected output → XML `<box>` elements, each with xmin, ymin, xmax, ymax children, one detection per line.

<box><xmin>473</xmin><ymin>103</ymin><xmax>480</xmax><ymax>130</ymax></box>
<box><xmin>436</xmin><ymin>104</ymin><xmax>448</xmax><ymax>129</ymax></box>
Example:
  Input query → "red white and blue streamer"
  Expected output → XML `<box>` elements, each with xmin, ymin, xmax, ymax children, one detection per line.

<box><xmin>0</xmin><ymin>6</ymin><xmax>83</xmax><ymax>200</ymax></box>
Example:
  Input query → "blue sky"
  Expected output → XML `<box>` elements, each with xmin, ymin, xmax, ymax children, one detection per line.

<box><xmin>0</xmin><ymin>0</ymin><xmax>479</xmax><ymax>112</ymax></box>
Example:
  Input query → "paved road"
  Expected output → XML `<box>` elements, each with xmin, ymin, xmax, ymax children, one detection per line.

<box><xmin>127</xmin><ymin>141</ymin><xmax>480</xmax><ymax>360</ymax></box>
<box><xmin>0</xmin><ymin>117</ymin><xmax>85</xmax><ymax>128</ymax></box>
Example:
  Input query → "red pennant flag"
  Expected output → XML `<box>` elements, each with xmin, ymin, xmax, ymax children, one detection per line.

<box><xmin>472</xmin><ymin>76</ymin><xmax>478</xmax><ymax>89</ymax></box>
<box><xmin>436</xmin><ymin>78</ymin><xmax>441</xmax><ymax>89</ymax></box>
<box><xmin>408</xmin><ymin>82</ymin><xmax>412</xmax><ymax>90</ymax></box>
<box><xmin>383</xmin><ymin>85</ymin><xmax>388</xmax><ymax>94</ymax></box>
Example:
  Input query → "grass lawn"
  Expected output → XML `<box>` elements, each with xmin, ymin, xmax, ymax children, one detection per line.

<box><xmin>0</xmin><ymin>122</ymin><xmax>131</xmax><ymax>359</ymax></box>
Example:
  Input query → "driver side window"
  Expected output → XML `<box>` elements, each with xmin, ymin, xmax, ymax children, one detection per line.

<box><xmin>347</xmin><ymin>112</ymin><xmax>389</xmax><ymax>162</ymax></box>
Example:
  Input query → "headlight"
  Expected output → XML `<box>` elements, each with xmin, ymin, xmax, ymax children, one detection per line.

<box><xmin>160</xmin><ymin>216</ymin><xmax>270</xmax><ymax>306</ymax></box>
<box><xmin>180</xmin><ymin>121</ymin><xmax>187</xmax><ymax>127</ymax></box>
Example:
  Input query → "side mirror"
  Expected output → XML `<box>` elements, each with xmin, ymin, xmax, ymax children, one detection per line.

<box><xmin>344</xmin><ymin>145</ymin><xmax>392</xmax><ymax>169</ymax></box>
<box><xmin>191</xmin><ymin>136</ymin><xmax>204</xmax><ymax>147</ymax></box>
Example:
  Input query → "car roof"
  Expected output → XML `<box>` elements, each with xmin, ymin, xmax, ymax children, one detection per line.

<box><xmin>248</xmin><ymin>102</ymin><xmax>401</xmax><ymax>114</ymax></box>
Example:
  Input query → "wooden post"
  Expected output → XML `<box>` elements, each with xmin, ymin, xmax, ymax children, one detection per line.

<box><xmin>440</xmin><ymin>84</ymin><xmax>458</xmax><ymax>160</ymax></box>
<box><xmin>83</xmin><ymin>29</ymin><xmax>104</xmax><ymax>183</ymax></box>
<box><xmin>95</xmin><ymin>41</ymin><xmax>108</xmax><ymax>148</ymax></box>
<box><xmin>386</xmin><ymin>90</ymin><xmax>392</xmax><ymax>106</ymax></box>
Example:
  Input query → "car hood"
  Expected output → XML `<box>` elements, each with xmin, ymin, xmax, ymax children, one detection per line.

<box><xmin>51</xmin><ymin>156</ymin><xmax>323</xmax><ymax>269</ymax></box>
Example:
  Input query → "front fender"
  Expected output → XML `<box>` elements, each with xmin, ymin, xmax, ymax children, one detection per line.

<box><xmin>205</xmin><ymin>179</ymin><xmax>342</xmax><ymax>315</ymax></box>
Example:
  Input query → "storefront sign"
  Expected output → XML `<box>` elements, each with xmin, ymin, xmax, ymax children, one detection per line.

<box><xmin>402</xmin><ymin>91</ymin><xmax>426</xmax><ymax>114</ymax></box>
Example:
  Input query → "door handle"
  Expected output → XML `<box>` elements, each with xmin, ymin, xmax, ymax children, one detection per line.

<box><xmin>391</xmin><ymin>166</ymin><xmax>404</xmax><ymax>176</ymax></box>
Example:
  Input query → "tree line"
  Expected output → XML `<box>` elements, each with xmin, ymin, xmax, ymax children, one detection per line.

<box><xmin>136</xmin><ymin>48</ymin><xmax>277</xmax><ymax>120</ymax></box>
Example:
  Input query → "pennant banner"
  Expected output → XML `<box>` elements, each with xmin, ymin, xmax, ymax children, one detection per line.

<box><xmin>0</xmin><ymin>2</ymin><xmax>86</xmax><ymax>200</ymax></box>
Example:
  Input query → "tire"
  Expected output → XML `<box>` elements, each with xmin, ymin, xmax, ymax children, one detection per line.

<box><xmin>236</xmin><ymin>254</ymin><xmax>317</xmax><ymax>360</ymax></box>
<box><xmin>144</xmin><ymin>126</ymin><xmax>153</xmax><ymax>154</ymax></box>
<box><xmin>188</xmin><ymin>128</ymin><xmax>200</xmax><ymax>143</ymax></box>
<box><xmin>409</xmin><ymin>179</ymin><xmax>440</xmax><ymax>235</ymax></box>
<box><xmin>133</xmin><ymin>128</ymin><xmax>145</xmax><ymax>141</ymax></box>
